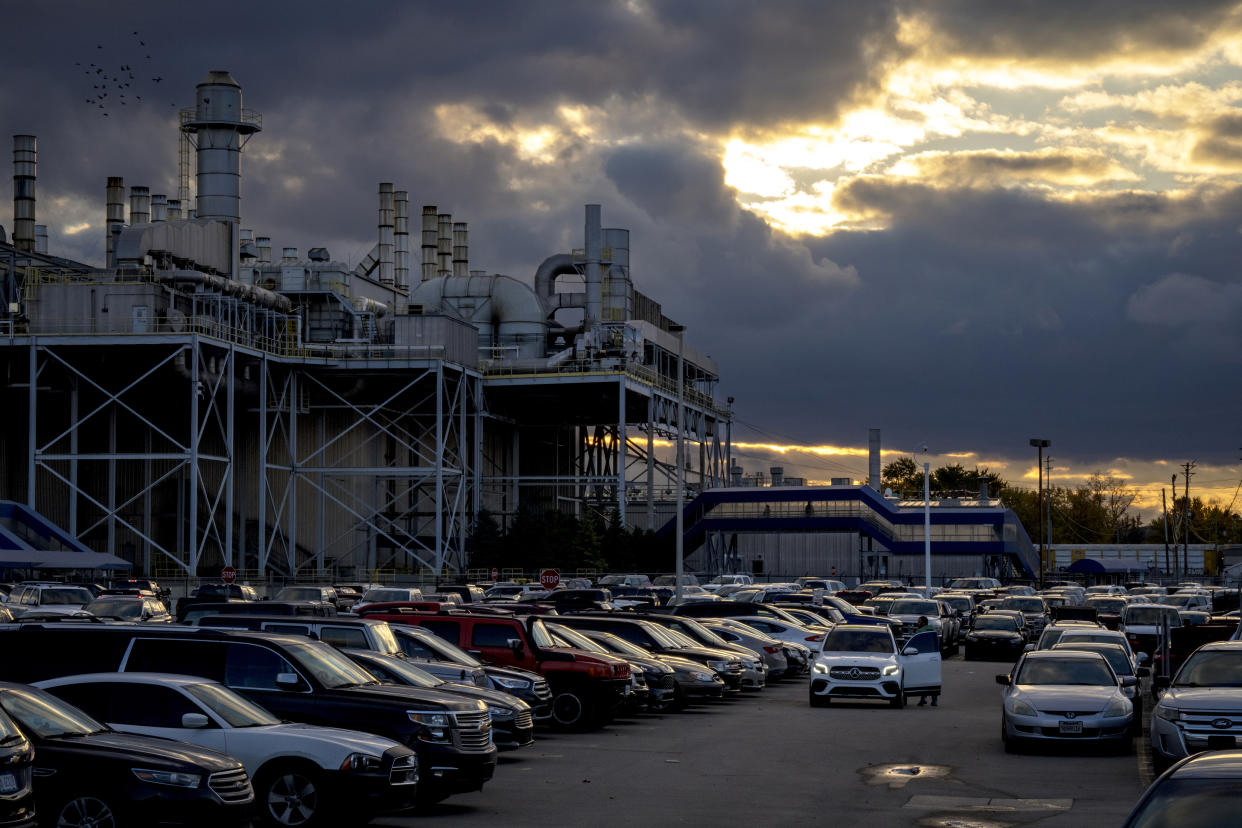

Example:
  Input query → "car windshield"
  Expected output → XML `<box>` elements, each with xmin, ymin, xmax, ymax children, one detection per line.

<box><xmin>528</xmin><ymin>619</ymin><xmax>556</xmax><ymax>648</ymax></box>
<box><xmin>1054</xmin><ymin>645</ymin><xmax>1131</xmax><ymax>675</ymax></box>
<box><xmin>1059</xmin><ymin>633</ymin><xmax>1126</xmax><ymax>653</ymax></box>
<box><xmin>1017</xmin><ymin>657</ymin><xmax>1114</xmax><ymax>686</ymax></box>
<box><xmin>888</xmin><ymin>600</ymin><xmax>938</xmax><ymax>616</ymax></box>
<box><xmin>547</xmin><ymin>625</ymin><xmax>609</xmax><ymax>654</ymax></box>
<box><xmin>1124</xmin><ymin>606</ymin><xmax>1177</xmax><ymax>625</ymax></box>
<box><xmin>591</xmin><ymin>633</ymin><xmax>652</xmax><ymax>658</ymax></box>
<box><xmin>1174</xmin><ymin>650</ymin><xmax>1242</xmax><ymax>687</ymax></box>
<box><xmin>1158</xmin><ymin>595</ymin><xmax>1197</xmax><ymax>608</ymax></box>
<box><xmin>183</xmin><ymin>682</ymin><xmax>281</xmax><ymax>727</ymax></box>
<box><xmin>84</xmin><ymin>598</ymin><xmax>143</xmax><ymax>618</ymax></box>
<box><xmin>398</xmin><ymin>628</ymin><xmax>483</xmax><ymax>667</ymax></box>
<box><xmin>277</xmin><ymin>587</ymin><xmax>321</xmax><ymax>601</ymax></box>
<box><xmin>39</xmin><ymin>587</ymin><xmax>93</xmax><ymax>605</ymax></box>
<box><xmin>643</xmin><ymin>623</ymin><xmax>684</xmax><ymax>648</ymax></box>
<box><xmin>283</xmin><ymin>640</ymin><xmax>379</xmax><ymax>689</ymax></box>
<box><xmin>370</xmin><ymin>623</ymin><xmax>402</xmax><ymax>656</ymax></box>
<box><xmin>974</xmin><ymin>616</ymin><xmax>1018</xmax><ymax>632</ymax></box>
<box><xmin>354</xmin><ymin>655</ymin><xmax>444</xmax><ymax>689</ymax></box>
<box><xmin>1128</xmin><ymin>777</ymin><xmax>1241</xmax><ymax>828</ymax></box>
<box><xmin>941</xmin><ymin>597</ymin><xmax>971</xmax><ymax>612</ymax></box>
<box><xmin>362</xmin><ymin>589</ymin><xmax>412</xmax><ymax>603</ymax></box>
<box><xmin>1001</xmin><ymin>598</ymin><xmax>1046</xmax><ymax>612</ymax></box>
<box><xmin>1085</xmin><ymin>598</ymin><xmax>1127</xmax><ymax>613</ymax></box>
<box><xmin>821</xmin><ymin>628</ymin><xmax>894</xmax><ymax>654</ymax></box>
<box><xmin>670</xmin><ymin>618</ymin><xmax>731</xmax><ymax>647</ymax></box>
<box><xmin>0</xmin><ymin>686</ymin><xmax>104</xmax><ymax>738</ymax></box>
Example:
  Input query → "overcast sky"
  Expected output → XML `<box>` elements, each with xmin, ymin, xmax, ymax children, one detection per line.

<box><xmin>6</xmin><ymin>1</ymin><xmax>1242</xmax><ymax>515</ymax></box>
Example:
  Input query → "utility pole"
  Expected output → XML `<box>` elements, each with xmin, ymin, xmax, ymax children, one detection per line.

<box><xmin>1183</xmin><ymin>461</ymin><xmax>1195</xmax><ymax>577</ymax></box>
<box><xmin>1045</xmin><ymin>455</ymin><xmax>1053</xmax><ymax>554</ymax></box>
<box><xmin>1161</xmin><ymin>488</ymin><xmax>1171</xmax><ymax>575</ymax></box>
<box><xmin>1172</xmin><ymin>474</ymin><xmax>1179</xmax><ymax>580</ymax></box>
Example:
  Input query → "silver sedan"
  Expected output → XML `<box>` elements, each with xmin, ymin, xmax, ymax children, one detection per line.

<box><xmin>997</xmin><ymin>650</ymin><xmax>1136</xmax><ymax>752</ymax></box>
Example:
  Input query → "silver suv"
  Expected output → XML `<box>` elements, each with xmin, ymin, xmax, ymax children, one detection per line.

<box><xmin>1150</xmin><ymin>641</ymin><xmax>1242</xmax><ymax>775</ymax></box>
<box><xmin>6</xmin><ymin>582</ymin><xmax>95</xmax><ymax>616</ymax></box>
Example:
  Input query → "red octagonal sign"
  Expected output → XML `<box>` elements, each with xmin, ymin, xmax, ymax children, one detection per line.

<box><xmin>539</xmin><ymin>569</ymin><xmax>560</xmax><ymax>589</ymax></box>
<box><xmin>220</xmin><ymin>565</ymin><xmax>237</xmax><ymax>584</ymax></box>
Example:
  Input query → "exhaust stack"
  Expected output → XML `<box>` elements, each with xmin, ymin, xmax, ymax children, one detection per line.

<box><xmin>377</xmin><ymin>183</ymin><xmax>394</xmax><ymax>286</ymax></box>
<box><xmin>129</xmin><ymin>186</ymin><xmax>150</xmax><ymax>226</ymax></box>
<box><xmin>11</xmin><ymin>135</ymin><xmax>36</xmax><ymax>253</ymax></box>
<box><xmin>453</xmin><ymin>222</ymin><xmax>468</xmax><ymax>277</ymax></box>
<box><xmin>106</xmin><ymin>176</ymin><xmax>125</xmax><ymax>268</ymax></box>
<box><xmin>394</xmin><ymin>190</ymin><xmax>409</xmax><ymax>289</ymax></box>
<box><xmin>421</xmin><ymin>205</ymin><xmax>437</xmax><ymax>282</ymax></box>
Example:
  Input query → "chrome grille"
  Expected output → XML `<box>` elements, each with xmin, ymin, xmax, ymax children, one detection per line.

<box><xmin>1177</xmin><ymin>711</ymin><xmax>1242</xmax><ymax>739</ymax></box>
<box><xmin>656</xmin><ymin>674</ymin><xmax>675</xmax><ymax>690</ymax></box>
<box><xmin>388</xmin><ymin>755</ymin><xmax>419</xmax><ymax>786</ymax></box>
<box><xmin>1039</xmin><ymin>710</ymin><xmax>1100</xmax><ymax>717</ymax></box>
<box><xmin>513</xmin><ymin>709</ymin><xmax>534</xmax><ymax>730</ymax></box>
<box><xmin>453</xmin><ymin>710</ymin><xmax>493</xmax><ymax>752</ymax></box>
<box><xmin>208</xmin><ymin>768</ymin><xmax>253</xmax><ymax>803</ymax></box>
<box><xmin>533</xmin><ymin>679</ymin><xmax>552</xmax><ymax>701</ymax></box>
<box><xmin>829</xmin><ymin>666</ymin><xmax>881</xmax><ymax>681</ymax></box>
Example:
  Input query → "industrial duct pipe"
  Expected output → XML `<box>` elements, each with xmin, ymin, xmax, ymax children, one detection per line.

<box><xmin>584</xmin><ymin>204</ymin><xmax>602</xmax><ymax>332</ymax></box>
<box><xmin>378</xmin><ymin>182</ymin><xmax>394</xmax><ymax>286</ymax></box>
<box><xmin>256</xmin><ymin>236</ymin><xmax>271</xmax><ymax>263</ymax></box>
<box><xmin>453</xmin><ymin>222</ymin><xmax>468</xmax><ymax>278</ymax></box>
<box><xmin>394</xmin><ymin>190</ymin><xmax>409</xmax><ymax>289</ymax></box>
<box><xmin>421</xmin><ymin>205</ymin><xmax>438</xmax><ymax>283</ymax></box>
<box><xmin>167</xmin><ymin>199</ymin><xmax>183</xmax><ymax>221</ymax></box>
<box><xmin>437</xmin><ymin>213</ymin><xmax>452</xmax><ymax>277</ymax></box>
<box><xmin>129</xmin><ymin>186</ymin><xmax>150</xmax><ymax>226</ymax></box>
<box><xmin>106</xmin><ymin>176</ymin><xmax>125</xmax><ymax>268</ymax></box>
<box><xmin>151</xmin><ymin>193</ymin><xmax>167</xmax><ymax>222</ymax></box>
<box><xmin>34</xmin><ymin>225</ymin><xmax>47</xmax><ymax>254</ymax></box>
<box><xmin>11</xmin><ymin>134</ymin><xmax>36</xmax><ymax>253</ymax></box>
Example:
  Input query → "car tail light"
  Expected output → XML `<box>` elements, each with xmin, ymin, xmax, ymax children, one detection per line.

<box><xmin>805</xmin><ymin>635</ymin><xmax>823</xmax><ymax>643</ymax></box>
<box><xmin>763</xmin><ymin>645</ymin><xmax>781</xmax><ymax>654</ymax></box>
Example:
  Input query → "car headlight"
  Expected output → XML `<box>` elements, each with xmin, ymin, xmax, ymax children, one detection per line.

<box><xmin>1154</xmin><ymin>705</ymin><xmax>1181</xmax><ymax>723</ymax></box>
<box><xmin>1005</xmin><ymin>698</ymin><xmax>1038</xmax><ymax>717</ymax></box>
<box><xmin>706</xmin><ymin>660</ymin><xmax>730</xmax><ymax>672</ymax></box>
<box><xmin>490</xmin><ymin>676</ymin><xmax>531</xmax><ymax>690</ymax></box>
<box><xmin>487</xmin><ymin>705</ymin><xmax>515</xmax><ymax>721</ymax></box>
<box><xmin>882</xmin><ymin>664</ymin><xmax>899</xmax><ymax>676</ymax></box>
<box><xmin>339</xmin><ymin>753</ymin><xmax>383</xmax><ymax>772</ymax></box>
<box><xmin>132</xmin><ymin>768</ymin><xmax>202</xmax><ymax>788</ymax></box>
<box><xmin>690</xmin><ymin>670</ymin><xmax>717</xmax><ymax>682</ymax></box>
<box><xmin>408</xmin><ymin>710</ymin><xmax>452</xmax><ymax>742</ymax></box>
<box><xmin>812</xmin><ymin>662</ymin><xmax>828</xmax><ymax>674</ymax></box>
<box><xmin>1103</xmin><ymin>697</ymin><xmax>1132</xmax><ymax>718</ymax></box>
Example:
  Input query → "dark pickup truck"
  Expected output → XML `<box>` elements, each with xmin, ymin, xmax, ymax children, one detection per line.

<box><xmin>371</xmin><ymin>609</ymin><xmax>630</xmax><ymax>731</ymax></box>
<box><xmin>174</xmin><ymin>583</ymin><xmax>261</xmax><ymax>621</ymax></box>
<box><xmin>0</xmin><ymin>623</ymin><xmax>497</xmax><ymax>805</ymax></box>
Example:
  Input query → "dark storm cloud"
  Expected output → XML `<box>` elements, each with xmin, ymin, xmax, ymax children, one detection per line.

<box><xmin>1190</xmin><ymin>113</ymin><xmax>1242</xmax><ymax>165</ymax></box>
<box><xmin>899</xmin><ymin>150</ymin><xmax>1132</xmax><ymax>187</ymax></box>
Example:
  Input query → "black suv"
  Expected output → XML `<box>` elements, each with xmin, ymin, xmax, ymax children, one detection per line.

<box><xmin>0</xmin><ymin>682</ymin><xmax>252</xmax><ymax>827</ymax></box>
<box><xmin>0</xmin><ymin>624</ymin><xmax>497</xmax><ymax>806</ymax></box>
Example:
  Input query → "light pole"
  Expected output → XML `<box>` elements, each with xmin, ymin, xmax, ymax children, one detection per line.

<box><xmin>1030</xmin><ymin>439</ymin><xmax>1050</xmax><ymax>577</ymax></box>
<box><xmin>920</xmin><ymin>444</ymin><xmax>931</xmax><ymax>591</ymax></box>
<box><xmin>671</xmin><ymin>324</ymin><xmax>686</xmax><ymax>604</ymax></box>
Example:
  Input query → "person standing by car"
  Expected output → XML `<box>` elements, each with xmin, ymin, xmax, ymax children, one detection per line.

<box><xmin>915</xmin><ymin>616</ymin><xmax>938</xmax><ymax>706</ymax></box>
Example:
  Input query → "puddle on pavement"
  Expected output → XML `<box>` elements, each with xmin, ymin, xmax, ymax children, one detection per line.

<box><xmin>919</xmin><ymin>818</ymin><xmax>1012</xmax><ymax>828</ymax></box>
<box><xmin>859</xmin><ymin>763</ymin><xmax>953</xmax><ymax>788</ymax></box>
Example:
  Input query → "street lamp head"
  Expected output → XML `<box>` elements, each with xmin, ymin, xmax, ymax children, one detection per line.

<box><xmin>1029</xmin><ymin>438</ymin><xmax>1050</xmax><ymax>448</ymax></box>
<box><xmin>669</xmin><ymin>323</ymin><xmax>686</xmax><ymax>335</ymax></box>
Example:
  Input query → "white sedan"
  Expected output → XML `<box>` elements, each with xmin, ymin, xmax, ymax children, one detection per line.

<box><xmin>34</xmin><ymin>672</ymin><xmax>419</xmax><ymax>827</ymax></box>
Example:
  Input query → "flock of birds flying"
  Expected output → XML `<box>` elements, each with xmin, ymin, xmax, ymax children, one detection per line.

<box><xmin>77</xmin><ymin>30</ymin><xmax>169</xmax><ymax>118</ymax></box>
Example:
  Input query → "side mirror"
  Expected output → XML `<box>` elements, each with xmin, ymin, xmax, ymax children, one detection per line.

<box><xmin>508</xmin><ymin>638</ymin><xmax>524</xmax><ymax>653</ymax></box>
<box><xmin>901</xmin><ymin>646</ymin><xmax>918</xmax><ymax>656</ymax></box>
<box><xmin>275</xmin><ymin>672</ymin><xmax>303</xmax><ymax>690</ymax></box>
<box><xmin>1136</xmin><ymin>652</ymin><xmax>1149</xmax><ymax>664</ymax></box>
<box><xmin>1121</xmin><ymin>676</ymin><xmax>1139</xmax><ymax>688</ymax></box>
<box><xmin>1022</xmin><ymin>644</ymin><xmax>1035</xmax><ymax>652</ymax></box>
<box><xmin>995</xmin><ymin>674</ymin><xmax>1011</xmax><ymax>686</ymax></box>
<box><xmin>181</xmin><ymin>712</ymin><xmax>210</xmax><ymax>728</ymax></box>
<box><xmin>1136</xmin><ymin>667</ymin><xmax>1151</xmax><ymax>678</ymax></box>
<box><xmin>1154</xmin><ymin>675</ymin><xmax>1171</xmax><ymax>690</ymax></box>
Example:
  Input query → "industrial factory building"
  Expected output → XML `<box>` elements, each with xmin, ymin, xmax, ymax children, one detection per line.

<box><xmin>0</xmin><ymin>71</ymin><xmax>729</xmax><ymax>577</ymax></box>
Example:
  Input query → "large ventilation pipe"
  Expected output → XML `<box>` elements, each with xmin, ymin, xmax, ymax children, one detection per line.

<box><xmin>11</xmin><ymin>135</ymin><xmax>36</xmax><ymax>253</ymax></box>
<box><xmin>282</xmin><ymin>247</ymin><xmax>298</xmax><ymax>263</ymax></box>
<box><xmin>602</xmin><ymin>227</ymin><xmax>632</xmax><ymax>321</ymax></box>
<box><xmin>151</xmin><ymin>193</ymin><xmax>167</xmax><ymax>222</ymax></box>
<box><xmin>437</xmin><ymin>213</ymin><xmax>452</xmax><ymax>277</ymax></box>
<box><xmin>584</xmin><ymin>204</ymin><xmax>602</xmax><ymax>332</ymax></box>
<box><xmin>453</xmin><ymin>222</ymin><xmax>468</xmax><ymax>278</ymax></box>
<box><xmin>166</xmin><ymin>199</ymin><xmax>183</xmax><ymax>221</ymax></box>
<box><xmin>394</xmin><ymin>190</ymin><xmax>409</xmax><ymax>289</ymax></box>
<box><xmin>129</xmin><ymin>186</ymin><xmax>150</xmax><ymax>226</ymax></box>
<box><xmin>869</xmin><ymin>428</ymin><xmax>882</xmax><ymax>492</ymax></box>
<box><xmin>377</xmin><ymin>182</ymin><xmax>394</xmax><ymax>286</ymax></box>
<box><xmin>421</xmin><ymin>205</ymin><xmax>438</xmax><ymax>282</ymax></box>
<box><xmin>182</xmin><ymin>70</ymin><xmax>261</xmax><ymax>280</ymax></box>
<box><xmin>106</xmin><ymin>176</ymin><xmax>125</xmax><ymax>268</ymax></box>
<box><xmin>34</xmin><ymin>225</ymin><xmax>47</xmax><ymax>254</ymax></box>
<box><xmin>256</xmin><ymin>236</ymin><xmax>272</xmax><ymax>263</ymax></box>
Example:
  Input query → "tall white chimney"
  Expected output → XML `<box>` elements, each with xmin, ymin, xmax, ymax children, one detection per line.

<box><xmin>377</xmin><ymin>183</ymin><xmax>394</xmax><ymax>286</ymax></box>
<box><xmin>151</xmin><ymin>193</ymin><xmax>167</xmax><ymax>222</ymax></box>
<box><xmin>584</xmin><ymin>204</ymin><xmax>602</xmax><ymax>332</ymax></box>
<box><xmin>129</xmin><ymin>186</ymin><xmax>150</xmax><ymax>225</ymax></box>
<box><xmin>421</xmin><ymin>205</ymin><xmax>438</xmax><ymax>282</ymax></box>
<box><xmin>452</xmin><ymin>222</ymin><xmax>468</xmax><ymax>277</ymax></box>
<box><xmin>437</xmin><ymin>213</ymin><xmax>452</xmax><ymax>277</ymax></box>
<box><xmin>11</xmin><ymin>135</ymin><xmax>36</xmax><ymax>253</ymax></box>
<box><xmin>869</xmin><ymin>428</ymin><xmax>882</xmax><ymax>492</ymax></box>
<box><xmin>394</xmin><ymin>190</ymin><xmax>409</xmax><ymax>289</ymax></box>
<box><xmin>106</xmin><ymin>176</ymin><xmax>125</xmax><ymax>268</ymax></box>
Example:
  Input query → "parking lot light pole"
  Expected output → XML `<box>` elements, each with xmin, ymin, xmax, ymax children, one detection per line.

<box><xmin>921</xmin><ymin>445</ymin><xmax>931</xmax><ymax>592</ymax></box>
<box><xmin>1029</xmin><ymin>439</ymin><xmax>1050</xmax><ymax>577</ymax></box>
<box><xmin>671</xmin><ymin>324</ymin><xmax>686</xmax><ymax>604</ymax></box>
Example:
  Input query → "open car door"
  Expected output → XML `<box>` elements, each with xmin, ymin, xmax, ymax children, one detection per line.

<box><xmin>901</xmin><ymin>631</ymin><xmax>942</xmax><ymax>696</ymax></box>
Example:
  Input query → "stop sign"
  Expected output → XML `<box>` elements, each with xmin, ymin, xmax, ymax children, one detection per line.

<box><xmin>490</xmin><ymin>567</ymin><xmax>499</xmax><ymax>580</ymax></box>
<box><xmin>539</xmin><ymin>569</ymin><xmax>560</xmax><ymax>589</ymax></box>
<box><xmin>220</xmin><ymin>565</ymin><xmax>237</xmax><ymax>584</ymax></box>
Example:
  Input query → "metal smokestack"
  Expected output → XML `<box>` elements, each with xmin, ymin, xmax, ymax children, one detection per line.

<box><xmin>151</xmin><ymin>193</ymin><xmax>167</xmax><ymax>222</ymax></box>
<box><xmin>282</xmin><ymin>247</ymin><xmax>298</xmax><ymax>263</ymax></box>
<box><xmin>421</xmin><ymin>205</ymin><xmax>438</xmax><ymax>282</ymax></box>
<box><xmin>11</xmin><ymin>135</ymin><xmax>36</xmax><ymax>252</ymax></box>
<box><xmin>394</xmin><ymin>190</ymin><xmax>409</xmax><ymax>289</ymax></box>
<box><xmin>129</xmin><ymin>186</ymin><xmax>150</xmax><ymax>226</ymax></box>
<box><xmin>869</xmin><ymin>428</ymin><xmax>882</xmax><ymax>492</ymax></box>
<box><xmin>585</xmin><ymin>204</ymin><xmax>602</xmax><ymax>332</ymax></box>
<box><xmin>166</xmin><ymin>199</ymin><xmax>183</xmax><ymax>221</ymax></box>
<box><xmin>34</xmin><ymin>225</ymin><xmax>47</xmax><ymax>254</ymax></box>
<box><xmin>452</xmin><ymin>222</ymin><xmax>468</xmax><ymax>278</ymax></box>
<box><xmin>106</xmin><ymin>176</ymin><xmax>125</xmax><ymax>268</ymax></box>
<box><xmin>377</xmin><ymin>183</ymin><xmax>394</xmax><ymax>286</ymax></box>
<box><xmin>437</xmin><ymin>213</ymin><xmax>452</xmax><ymax>277</ymax></box>
<box><xmin>256</xmin><ymin>236</ymin><xmax>271</xmax><ymax>263</ymax></box>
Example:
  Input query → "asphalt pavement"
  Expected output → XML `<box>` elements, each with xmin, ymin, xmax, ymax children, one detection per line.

<box><xmin>376</xmin><ymin>656</ymin><xmax>1148</xmax><ymax>827</ymax></box>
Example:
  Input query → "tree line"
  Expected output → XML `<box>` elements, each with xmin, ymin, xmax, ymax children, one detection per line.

<box><xmin>466</xmin><ymin>508</ymin><xmax>668</xmax><ymax>575</ymax></box>
<box><xmin>881</xmin><ymin>458</ymin><xmax>1242</xmax><ymax>546</ymax></box>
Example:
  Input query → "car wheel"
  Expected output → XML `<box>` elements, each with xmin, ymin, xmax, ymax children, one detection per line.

<box><xmin>257</xmin><ymin>763</ymin><xmax>325</xmax><ymax>827</ymax></box>
<box><xmin>55</xmin><ymin>794</ymin><xmax>120</xmax><ymax>828</ymax></box>
<box><xmin>809</xmin><ymin>689</ymin><xmax>829</xmax><ymax>708</ymax></box>
<box><xmin>1001</xmin><ymin>716</ymin><xmax>1016</xmax><ymax>753</ymax></box>
<box><xmin>551</xmin><ymin>687</ymin><xmax>595</xmax><ymax>730</ymax></box>
<box><xmin>890</xmin><ymin>690</ymin><xmax>904</xmax><ymax>709</ymax></box>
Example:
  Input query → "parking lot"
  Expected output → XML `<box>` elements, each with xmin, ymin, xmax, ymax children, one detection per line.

<box><xmin>378</xmin><ymin>657</ymin><xmax>1148</xmax><ymax>827</ymax></box>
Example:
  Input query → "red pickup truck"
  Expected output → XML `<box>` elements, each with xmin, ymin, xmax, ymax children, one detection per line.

<box><xmin>361</xmin><ymin>607</ymin><xmax>631</xmax><ymax>730</ymax></box>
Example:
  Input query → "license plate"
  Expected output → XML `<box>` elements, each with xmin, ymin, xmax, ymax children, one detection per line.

<box><xmin>1208</xmin><ymin>735</ymin><xmax>1236</xmax><ymax>750</ymax></box>
<box><xmin>1059</xmin><ymin>721</ymin><xmax>1083</xmax><ymax>734</ymax></box>
<box><xmin>0</xmin><ymin>773</ymin><xmax>15</xmax><ymax>793</ymax></box>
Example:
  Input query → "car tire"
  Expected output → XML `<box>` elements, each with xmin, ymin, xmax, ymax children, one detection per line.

<box><xmin>890</xmin><ymin>690</ymin><xmax>904</xmax><ymax>709</ymax></box>
<box><xmin>551</xmin><ymin>687</ymin><xmax>596</xmax><ymax>730</ymax></box>
<box><xmin>54</xmin><ymin>794</ymin><xmax>122</xmax><ymax>828</ymax></box>
<box><xmin>809</xmin><ymin>689</ymin><xmax>829</xmax><ymax>708</ymax></box>
<box><xmin>1001</xmin><ymin>715</ymin><xmax>1017</xmax><ymax>753</ymax></box>
<box><xmin>256</xmin><ymin>762</ymin><xmax>326</xmax><ymax>827</ymax></box>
